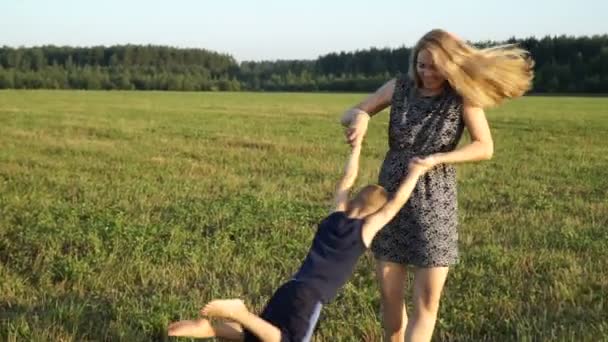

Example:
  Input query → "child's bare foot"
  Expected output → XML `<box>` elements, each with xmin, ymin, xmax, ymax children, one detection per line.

<box><xmin>201</xmin><ymin>299</ymin><xmax>248</xmax><ymax>320</ymax></box>
<box><xmin>167</xmin><ymin>318</ymin><xmax>214</xmax><ymax>338</ymax></box>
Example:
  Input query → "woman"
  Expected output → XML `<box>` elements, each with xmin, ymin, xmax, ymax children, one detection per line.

<box><xmin>341</xmin><ymin>29</ymin><xmax>533</xmax><ymax>342</ymax></box>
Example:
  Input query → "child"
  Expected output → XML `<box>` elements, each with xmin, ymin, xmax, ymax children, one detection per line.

<box><xmin>168</xmin><ymin>141</ymin><xmax>430</xmax><ymax>341</ymax></box>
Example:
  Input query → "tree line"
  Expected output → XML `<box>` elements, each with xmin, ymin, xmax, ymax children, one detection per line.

<box><xmin>0</xmin><ymin>35</ymin><xmax>607</xmax><ymax>93</ymax></box>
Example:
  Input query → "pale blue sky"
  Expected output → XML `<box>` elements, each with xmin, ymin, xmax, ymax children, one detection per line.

<box><xmin>1</xmin><ymin>0</ymin><xmax>606</xmax><ymax>61</ymax></box>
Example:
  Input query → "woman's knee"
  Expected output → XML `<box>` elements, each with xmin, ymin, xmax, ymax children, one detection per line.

<box><xmin>378</xmin><ymin>280</ymin><xmax>404</xmax><ymax>304</ymax></box>
<box><xmin>415</xmin><ymin>283</ymin><xmax>443</xmax><ymax>315</ymax></box>
<box><xmin>412</xmin><ymin>267</ymin><xmax>449</xmax><ymax>315</ymax></box>
<box><xmin>375</xmin><ymin>261</ymin><xmax>407</xmax><ymax>312</ymax></box>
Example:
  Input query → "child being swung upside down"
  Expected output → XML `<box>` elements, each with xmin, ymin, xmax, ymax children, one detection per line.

<box><xmin>167</xmin><ymin>140</ymin><xmax>431</xmax><ymax>341</ymax></box>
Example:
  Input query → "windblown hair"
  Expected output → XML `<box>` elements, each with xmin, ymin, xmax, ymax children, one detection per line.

<box><xmin>347</xmin><ymin>185</ymin><xmax>388</xmax><ymax>216</ymax></box>
<box><xmin>409</xmin><ymin>29</ymin><xmax>535</xmax><ymax>108</ymax></box>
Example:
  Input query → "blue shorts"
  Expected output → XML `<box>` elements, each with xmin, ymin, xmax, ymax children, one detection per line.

<box><xmin>243</xmin><ymin>280</ymin><xmax>322</xmax><ymax>342</ymax></box>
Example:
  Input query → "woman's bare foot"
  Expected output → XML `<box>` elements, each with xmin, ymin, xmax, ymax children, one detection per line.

<box><xmin>168</xmin><ymin>318</ymin><xmax>214</xmax><ymax>338</ymax></box>
<box><xmin>201</xmin><ymin>299</ymin><xmax>248</xmax><ymax>320</ymax></box>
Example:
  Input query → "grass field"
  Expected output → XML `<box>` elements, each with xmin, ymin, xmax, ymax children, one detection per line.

<box><xmin>0</xmin><ymin>90</ymin><xmax>606</xmax><ymax>341</ymax></box>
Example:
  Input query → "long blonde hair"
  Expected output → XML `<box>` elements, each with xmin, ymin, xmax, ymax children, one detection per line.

<box><xmin>409</xmin><ymin>29</ymin><xmax>534</xmax><ymax>108</ymax></box>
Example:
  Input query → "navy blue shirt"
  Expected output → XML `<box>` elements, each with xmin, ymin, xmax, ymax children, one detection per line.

<box><xmin>293</xmin><ymin>211</ymin><xmax>367</xmax><ymax>303</ymax></box>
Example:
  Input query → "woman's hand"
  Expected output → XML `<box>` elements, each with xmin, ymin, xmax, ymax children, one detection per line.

<box><xmin>409</xmin><ymin>154</ymin><xmax>441</xmax><ymax>173</ymax></box>
<box><xmin>339</xmin><ymin>79</ymin><xmax>395</xmax><ymax>147</ymax></box>
<box><xmin>344</xmin><ymin>111</ymin><xmax>370</xmax><ymax>147</ymax></box>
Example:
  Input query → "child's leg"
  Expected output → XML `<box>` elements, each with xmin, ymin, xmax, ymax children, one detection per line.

<box><xmin>202</xmin><ymin>299</ymin><xmax>282</xmax><ymax>342</ymax></box>
<box><xmin>168</xmin><ymin>318</ymin><xmax>244</xmax><ymax>340</ymax></box>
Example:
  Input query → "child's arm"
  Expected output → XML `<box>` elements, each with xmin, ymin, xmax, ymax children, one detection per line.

<box><xmin>332</xmin><ymin>143</ymin><xmax>362</xmax><ymax>213</ymax></box>
<box><xmin>360</xmin><ymin>161</ymin><xmax>428</xmax><ymax>247</ymax></box>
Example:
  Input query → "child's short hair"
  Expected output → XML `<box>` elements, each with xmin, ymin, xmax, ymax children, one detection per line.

<box><xmin>347</xmin><ymin>184</ymin><xmax>389</xmax><ymax>215</ymax></box>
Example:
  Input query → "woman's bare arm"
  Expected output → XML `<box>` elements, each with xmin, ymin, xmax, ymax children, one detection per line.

<box><xmin>433</xmin><ymin>102</ymin><xmax>494</xmax><ymax>164</ymax></box>
<box><xmin>340</xmin><ymin>79</ymin><xmax>396</xmax><ymax>126</ymax></box>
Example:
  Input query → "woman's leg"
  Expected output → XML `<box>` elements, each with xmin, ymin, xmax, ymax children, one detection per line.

<box><xmin>375</xmin><ymin>260</ymin><xmax>408</xmax><ymax>342</ymax></box>
<box><xmin>405</xmin><ymin>267</ymin><xmax>449</xmax><ymax>342</ymax></box>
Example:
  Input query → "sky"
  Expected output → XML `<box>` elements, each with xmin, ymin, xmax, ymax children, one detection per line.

<box><xmin>1</xmin><ymin>0</ymin><xmax>606</xmax><ymax>62</ymax></box>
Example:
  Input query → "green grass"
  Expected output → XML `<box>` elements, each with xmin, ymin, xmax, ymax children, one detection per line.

<box><xmin>0</xmin><ymin>90</ymin><xmax>606</xmax><ymax>341</ymax></box>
